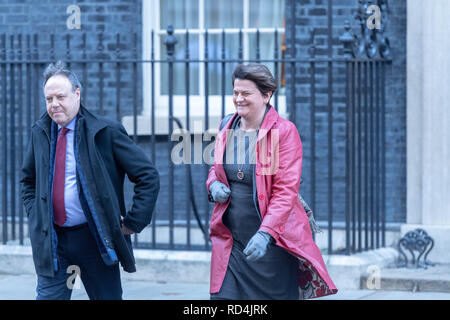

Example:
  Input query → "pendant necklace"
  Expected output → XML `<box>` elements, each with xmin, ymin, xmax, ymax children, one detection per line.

<box><xmin>235</xmin><ymin>110</ymin><xmax>266</xmax><ymax>180</ymax></box>
<box><xmin>237</xmin><ymin>165</ymin><xmax>245</xmax><ymax>180</ymax></box>
<box><xmin>236</xmin><ymin>127</ymin><xmax>257</xmax><ymax>181</ymax></box>
<box><xmin>236</xmin><ymin>150</ymin><xmax>247</xmax><ymax>180</ymax></box>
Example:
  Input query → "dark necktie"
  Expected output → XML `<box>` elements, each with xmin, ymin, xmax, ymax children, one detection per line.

<box><xmin>52</xmin><ymin>127</ymin><xmax>69</xmax><ymax>226</ymax></box>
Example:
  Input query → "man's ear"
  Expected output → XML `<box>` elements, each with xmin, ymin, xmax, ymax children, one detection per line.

<box><xmin>75</xmin><ymin>87</ymin><xmax>81</xmax><ymax>103</ymax></box>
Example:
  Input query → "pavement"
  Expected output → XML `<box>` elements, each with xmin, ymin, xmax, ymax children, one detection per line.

<box><xmin>1</xmin><ymin>244</ymin><xmax>450</xmax><ymax>300</ymax></box>
<box><xmin>1</xmin><ymin>272</ymin><xmax>450</xmax><ymax>300</ymax></box>
<box><xmin>360</xmin><ymin>263</ymin><xmax>450</xmax><ymax>293</ymax></box>
<box><xmin>0</xmin><ymin>273</ymin><xmax>210</xmax><ymax>300</ymax></box>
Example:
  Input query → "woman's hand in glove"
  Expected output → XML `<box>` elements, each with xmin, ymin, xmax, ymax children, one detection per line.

<box><xmin>243</xmin><ymin>230</ymin><xmax>273</xmax><ymax>261</ymax></box>
<box><xmin>209</xmin><ymin>181</ymin><xmax>231</xmax><ymax>203</ymax></box>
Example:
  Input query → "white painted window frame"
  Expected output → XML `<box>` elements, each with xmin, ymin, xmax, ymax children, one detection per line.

<box><xmin>128</xmin><ymin>0</ymin><xmax>286</xmax><ymax>135</ymax></box>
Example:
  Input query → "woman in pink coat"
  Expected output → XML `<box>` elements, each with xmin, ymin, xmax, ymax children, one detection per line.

<box><xmin>206</xmin><ymin>64</ymin><xmax>337</xmax><ymax>299</ymax></box>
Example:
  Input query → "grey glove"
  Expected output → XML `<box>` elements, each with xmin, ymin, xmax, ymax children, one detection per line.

<box><xmin>243</xmin><ymin>230</ymin><xmax>273</xmax><ymax>261</ymax></box>
<box><xmin>209</xmin><ymin>181</ymin><xmax>231</xmax><ymax>203</ymax></box>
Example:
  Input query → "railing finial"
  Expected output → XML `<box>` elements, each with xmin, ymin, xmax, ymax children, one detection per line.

<box><xmin>164</xmin><ymin>25</ymin><xmax>177</xmax><ymax>58</ymax></box>
<box><xmin>340</xmin><ymin>20</ymin><xmax>355</xmax><ymax>59</ymax></box>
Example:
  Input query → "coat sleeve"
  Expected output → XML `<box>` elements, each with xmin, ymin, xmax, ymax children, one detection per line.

<box><xmin>20</xmin><ymin>131</ymin><xmax>36</xmax><ymax>216</ymax></box>
<box><xmin>206</xmin><ymin>119</ymin><xmax>227</xmax><ymax>200</ymax></box>
<box><xmin>206</xmin><ymin>166</ymin><xmax>218</xmax><ymax>202</ymax></box>
<box><xmin>112</xmin><ymin>124</ymin><xmax>160</xmax><ymax>233</ymax></box>
<box><xmin>259</xmin><ymin>122</ymin><xmax>303</xmax><ymax>242</ymax></box>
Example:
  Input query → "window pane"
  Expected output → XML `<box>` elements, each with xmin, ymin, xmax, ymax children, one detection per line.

<box><xmin>247</xmin><ymin>32</ymin><xmax>283</xmax><ymax>61</ymax></box>
<box><xmin>160</xmin><ymin>0</ymin><xmax>199</xmax><ymax>29</ymax></box>
<box><xmin>160</xmin><ymin>34</ymin><xmax>200</xmax><ymax>95</ymax></box>
<box><xmin>205</xmin><ymin>0</ymin><xmax>243</xmax><ymax>29</ymax></box>
<box><xmin>247</xmin><ymin>31</ymin><xmax>286</xmax><ymax>93</ymax></box>
<box><xmin>207</xmin><ymin>33</ymin><xmax>241</xmax><ymax>95</ymax></box>
<box><xmin>249</xmin><ymin>0</ymin><xmax>285</xmax><ymax>28</ymax></box>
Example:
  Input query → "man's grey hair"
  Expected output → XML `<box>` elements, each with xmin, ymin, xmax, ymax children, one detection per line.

<box><xmin>43</xmin><ymin>61</ymin><xmax>82</xmax><ymax>92</ymax></box>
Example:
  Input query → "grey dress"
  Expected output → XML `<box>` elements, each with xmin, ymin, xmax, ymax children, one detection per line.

<box><xmin>210</xmin><ymin>118</ymin><xmax>299</xmax><ymax>300</ymax></box>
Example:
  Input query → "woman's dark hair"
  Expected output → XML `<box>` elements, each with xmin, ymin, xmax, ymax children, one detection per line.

<box><xmin>43</xmin><ymin>60</ymin><xmax>82</xmax><ymax>92</ymax></box>
<box><xmin>232</xmin><ymin>63</ymin><xmax>277</xmax><ymax>96</ymax></box>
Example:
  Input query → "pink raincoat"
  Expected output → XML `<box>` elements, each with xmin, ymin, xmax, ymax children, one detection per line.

<box><xmin>206</xmin><ymin>106</ymin><xmax>338</xmax><ymax>299</ymax></box>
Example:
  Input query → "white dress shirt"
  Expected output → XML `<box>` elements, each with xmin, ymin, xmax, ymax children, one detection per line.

<box><xmin>56</xmin><ymin>117</ymin><xmax>87</xmax><ymax>227</ymax></box>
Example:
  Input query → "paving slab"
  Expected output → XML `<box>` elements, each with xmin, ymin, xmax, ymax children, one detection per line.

<box><xmin>2</xmin><ymin>274</ymin><xmax>450</xmax><ymax>301</ymax></box>
<box><xmin>359</xmin><ymin>290</ymin><xmax>450</xmax><ymax>300</ymax></box>
<box><xmin>316</xmin><ymin>289</ymin><xmax>450</xmax><ymax>300</ymax></box>
<box><xmin>0</xmin><ymin>274</ymin><xmax>211</xmax><ymax>300</ymax></box>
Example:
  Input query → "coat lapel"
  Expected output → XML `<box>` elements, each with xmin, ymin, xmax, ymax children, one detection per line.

<box><xmin>75</xmin><ymin>105</ymin><xmax>108</xmax><ymax>191</ymax></box>
<box><xmin>216</xmin><ymin>106</ymin><xmax>279</xmax><ymax>162</ymax></box>
<box><xmin>36</xmin><ymin>112</ymin><xmax>53</xmax><ymax>142</ymax></box>
<box><xmin>215</xmin><ymin>112</ymin><xmax>239</xmax><ymax>166</ymax></box>
<box><xmin>257</xmin><ymin>106</ymin><xmax>278</xmax><ymax>142</ymax></box>
<box><xmin>77</xmin><ymin>104</ymin><xmax>107</xmax><ymax>138</ymax></box>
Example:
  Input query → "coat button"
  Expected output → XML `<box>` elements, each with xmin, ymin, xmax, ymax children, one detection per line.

<box><xmin>258</xmin><ymin>194</ymin><xmax>264</xmax><ymax>200</ymax></box>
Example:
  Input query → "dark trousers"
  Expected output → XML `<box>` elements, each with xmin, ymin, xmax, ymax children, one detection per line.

<box><xmin>36</xmin><ymin>223</ymin><xmax>122</xmax><ymax>300</ymax></box>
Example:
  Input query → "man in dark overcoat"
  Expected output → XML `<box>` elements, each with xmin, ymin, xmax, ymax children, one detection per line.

<box><xmin>20</xmin><ymin>61</ymin><xmax>160</xmax><ymax>300</ymax></box>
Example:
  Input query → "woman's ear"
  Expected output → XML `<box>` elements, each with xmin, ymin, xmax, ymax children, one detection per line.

<box><xmin>264</xmin><ymin>91</ymin><xmax>272</xmax><ymax>105</ymax></box>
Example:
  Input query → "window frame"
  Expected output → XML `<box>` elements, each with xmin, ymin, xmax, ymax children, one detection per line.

<box><xmin>136</xmin><ymin>0</ymin><xmax>286</xmax><ymax>135</ymax></box>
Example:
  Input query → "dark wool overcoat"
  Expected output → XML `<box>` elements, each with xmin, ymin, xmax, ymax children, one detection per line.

<box><xmin>21</xmin><ymin>105</ymin><xmax>160</xmax><ymax>277</ymax></box>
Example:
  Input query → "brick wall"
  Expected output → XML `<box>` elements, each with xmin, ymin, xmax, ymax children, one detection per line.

<box><xmin>0</xmin><ymin>0</ymin><xmax>151</xmax><ymax>237</ymax></box>
<box><xmin>285</xmin><ymin>0</ymin><xmax>407</xmax><ymax>223</ymax></box>
<box><xmin>123</xmin><ymin>138</ymin><xmax>214</xmax><ymax>230</ymax></box>
<box><xmin>0</xmin><ymin>0</ymin><xmax>406</xmax><ymax>241</ymax></box>
<box><xmin>0</xmin><ymin>0</ymin><xmax>213</xmax><ymax>230</ymax></box>
<box><xmin>0</xmin><ymin>0</ymin><xmax>143</xmax><ymax>120</ymax></box>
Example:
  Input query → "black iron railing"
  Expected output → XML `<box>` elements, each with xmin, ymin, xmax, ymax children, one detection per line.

<box><xmin>0</xmin><ymin>0</ymin><xmax>392</xmax><ymax>255</ymax></box>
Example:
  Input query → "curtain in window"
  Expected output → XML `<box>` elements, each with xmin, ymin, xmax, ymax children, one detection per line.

<box><xmin>159</xmin><ymin>0</ymin><xmax>285</xmax><ymax>95</ymax></box>
<box><xmin>205</xmin><ymin>0</ymin><xmax>244</xmax><ymax>28</ymax></box>
<box><xmin>160</xmin><ymin>0</ymin><xmax>199</xmax><ymax>29</ymax></box>
<box><xmin>208</xmin><ymin>0</ymin><xmax>285</xmax><ymax>95</ymax></box>
<box><xmin>249</xmin><ymin>0</ymin><xmax>284</xmax><ymax>28</ymax></box>
<box><xmin>160</xmin><ymin>0</ymin><xmax>200</xmax><ymax>95</ymax></box>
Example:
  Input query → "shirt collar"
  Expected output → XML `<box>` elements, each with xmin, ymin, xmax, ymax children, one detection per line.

<box><xmin>58</xmin><ymin>116</ymin><xmax>77</xmax><ymax>132</ymax></box>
